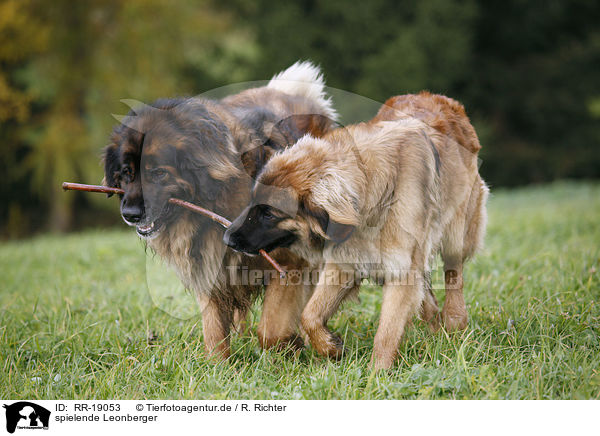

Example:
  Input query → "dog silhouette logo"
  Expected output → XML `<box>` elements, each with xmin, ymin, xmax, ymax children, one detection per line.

<box><xmin>2</xmin><ymin>402</ymin><xmax>50</xmax><ymax>433</ymax></box>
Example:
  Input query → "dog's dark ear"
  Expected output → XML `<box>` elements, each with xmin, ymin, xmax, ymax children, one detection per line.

<box><xmin>103</xmin><ymin>143</ymin><xmax>121</xmax><ymax>197</ymax></box>
<box><xmin>325</xmin><ymin>221</ymin><xmax>355</xmax><ymax>243</ymax></box>
<box><xmin>273</xmin><ymin>114</ymin><xmax>332</xmax><ymax>146</ymax></box>
<box><xmin>239</xmin><ymin>114</ymin><xmax>333</xmax><ymax>180</ymax></box>
<box><xmin>301</xmin><ymin>200</ymin><xmax>355</xmax><ymax>244</ymax></box>
<box><xmin>301</xmin><ymin>201</ymin><xmax>329</xmax><ymax>234</ymax></box>
<box><xmin>240</xmin><ymin>145</ymin><xmax>276</xmax><ymax>180</ymax></box>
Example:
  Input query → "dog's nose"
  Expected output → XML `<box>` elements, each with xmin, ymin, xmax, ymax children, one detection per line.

<box><xmin>223</xmin><ymin>229</ymin><xmax>245</xmax><ymax>250</ymax></box>
<box><xmin>223</xmin><ymin>229</ymin><xmax>234</xmax><ymax>248</ymax></box>
<box><xmin>122</xmin><ymin>204</ymin><xmax>143</xmax><ymax>223</ymax></box>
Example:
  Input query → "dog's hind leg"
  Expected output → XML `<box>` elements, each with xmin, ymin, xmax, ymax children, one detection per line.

<box><xmin>441</xmin><ymin>215</ymin><xmax>469</xmax><ymax>331</ymax></box>
<box><xmin>441</xmin><ymin>176</ymin><xmax>488</xmax><ymax>331</ymax></box>
<box><xmin>441</xmin><ymin>261</ymin><xmax>467</xmax><ymax>331</ymax></box>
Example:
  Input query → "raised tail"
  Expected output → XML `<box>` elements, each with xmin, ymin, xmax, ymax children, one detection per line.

<box><xmin>268</xmin><ymin>60</ymin><xmax>338</xmax><ymax>122</ymax></box>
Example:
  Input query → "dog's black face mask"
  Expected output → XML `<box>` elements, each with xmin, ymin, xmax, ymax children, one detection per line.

<box><xmin>223</xmin><ymin>204</ymin><xmax>297</xmax><ymax>255</ymax></box>
<box><xmin>104</xmin><ymin>99</ymin><xmax>178</xmax><ymax>237</ymax></box>
<box><xmin>105</xmin><ymin>133</ymin><xmax>184</xmax><ymax>239</ymax></box>
<box><xmin>104</xmin><ymin>98</ymin><xmax>234</xmax><ymax>239</ymax></box>
<box><xmin>223</xmin><ymin>186</ymin><xmax>356</xmax><ymax>257</ymax></box>
<box><xmin>104</xmin><ymin>124</ymin><xmax>148</xmax><ymax>232</ymax></box>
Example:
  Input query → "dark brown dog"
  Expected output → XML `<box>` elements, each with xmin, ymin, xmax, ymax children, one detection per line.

<box><xmin>103</xmin><ymin>61</ymin><xmax>337</xmax><ymax>359</ymax></box>
<box><xmin>224</xmin><ymin>91</ymin><xmax>488</xmax><ymax>369</ymax></box>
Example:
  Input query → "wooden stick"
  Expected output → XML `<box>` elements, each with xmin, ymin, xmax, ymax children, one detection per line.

<box><xmin>62</xmin><ymin>181</ymin><xmax>286</xmax><ymax>276</ymax></box>
<box><xmin>168</xmin><ymin>198</ymin><xmax>286</xmax><ymax>277</ymax></box>
<box><xmin>168</xmin><ymin>198</ymin><xmax>232</xmax><ymax>228</ymax></box>
<box><xmin>62</xmin><ymin>182</ymin><xmax>124</xmax><ymax>195</ymax></box>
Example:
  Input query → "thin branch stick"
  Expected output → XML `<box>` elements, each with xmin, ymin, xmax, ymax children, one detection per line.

<box><xmin>62</xmin><ymin>182</ymin><xmax>124</xmax><ymax>195</ymax></box>
<box><xmin>168</xmin><ymin>198</ymin><xmax>231</xmax><ymax>228</ymax></box>
<box><xmin>62</xmin><ymin>181</ymin><xmax>286</xmax><ymax>276</ymax></box>
<box><xmin>168</xmin><ymin>198</ymin><xmax>285</xmax><ymax>276</ymax></box>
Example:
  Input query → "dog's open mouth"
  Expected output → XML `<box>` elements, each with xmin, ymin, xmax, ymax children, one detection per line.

<box><xmin>136</xmin><ymin>220</ymin><xmax>164</xmax><ymax>239</ymax></box>
<box><xmin>229</xmin><ymin>247</ymin><xmax>259</xmax><ymax>256</ymax></box>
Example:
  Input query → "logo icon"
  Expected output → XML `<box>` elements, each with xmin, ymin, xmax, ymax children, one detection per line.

<box><xmin>2</xmin><ymin>402</ymin><xmax>50</xmax><ymax>433</ymax></box>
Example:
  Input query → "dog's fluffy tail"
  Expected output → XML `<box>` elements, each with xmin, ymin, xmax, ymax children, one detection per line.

<box><xmin>268</xmin><ymin>60</ymin><xmax>338</xmax><ymax>122</ymax></box>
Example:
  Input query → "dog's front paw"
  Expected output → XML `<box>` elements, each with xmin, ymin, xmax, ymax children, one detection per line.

<box><xmin>441</xmin><ymin>307</ymin><xmax>468</xmax><ymax>331</ymax></box>
<box><xmin>319</xmin><ymin>332</ymin><xmax>344</xmax><ymax>359</ymax></box>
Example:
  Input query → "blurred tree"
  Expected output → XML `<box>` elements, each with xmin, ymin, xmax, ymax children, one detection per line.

<box><xmin>468</xmin><ymin>0</ymin><xmax>600</xmax><ymax>186</ymax></box>
<box><xmin>0</xmin><ymin>0</ymin><xmax>48</xmax><ymax>122</ymax></box>
<box><xmin>225</xmin><ymin>0</ymin><xmax>600</xmax><ymax>187</ymax></box>
<box><xmin>357</xmin><ymin>0</ymin><xmax>478</xmax><ymax>98</ymax></box>
<box><xmin>0</xmin><ymin>0</ymin><xmax>257</xmax><ymax>235</ymax></box>
<box><xmin>0</xmin><ymin>0</ymin><xmax>48</xmax><ymax>238</ymax></box>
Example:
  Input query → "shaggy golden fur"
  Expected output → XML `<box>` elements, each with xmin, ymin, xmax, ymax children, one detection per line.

<box><xmin>225</xmin><ymin>92</ymin><xmax>488</xmax><ymax>369</ymax></box>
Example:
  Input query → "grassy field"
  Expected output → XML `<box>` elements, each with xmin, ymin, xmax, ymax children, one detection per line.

<box><xmin>1</xmin><ymin>181</ymin><xmax>599</xmax><ymax>399</ymax></box>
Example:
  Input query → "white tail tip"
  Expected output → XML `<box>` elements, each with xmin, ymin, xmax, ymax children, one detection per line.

<box><xmin>268</xmin><ymin>60</ymin><xmax>338</xmax><ymax>122</ymax></box>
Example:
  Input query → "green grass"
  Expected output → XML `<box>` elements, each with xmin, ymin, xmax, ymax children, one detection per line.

<box><xmin>1</xmin><ymin>181</ymin><xmax>599</xmax><ymax>399</ymax></box>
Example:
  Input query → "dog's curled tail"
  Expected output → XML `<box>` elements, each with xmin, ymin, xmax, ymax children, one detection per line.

<box><xmin>268</xmin><ymin>60</ymin><xmax>338</xmax><ymax>122</ymax></box>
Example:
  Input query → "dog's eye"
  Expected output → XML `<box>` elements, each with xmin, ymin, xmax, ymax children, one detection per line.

<box><xmin>150</xmin><ymin>168</ymin><xmax>168</xmax><ymax>182</ymax></box>
<box><xmin>262</xmin><ymin>208</ymin><xmax>278</xmax><ymax>222</ymax></box>
<box><xmin>121</xmin><ymin>166</ymin><xmax>133</xmax><ymax>182</ymax></box>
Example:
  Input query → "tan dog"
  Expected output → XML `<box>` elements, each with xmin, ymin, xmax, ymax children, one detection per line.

<box><xmin>224</xmin><ymin>92</ymin><xmax>488</xmax><ymax>369</ymax></box>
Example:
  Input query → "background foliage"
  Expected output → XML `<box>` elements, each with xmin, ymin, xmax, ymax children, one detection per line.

<box><xmin>1</xmin><ymin>0</ymin><xmax>599</xmax><ymax>237</ymax></box>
